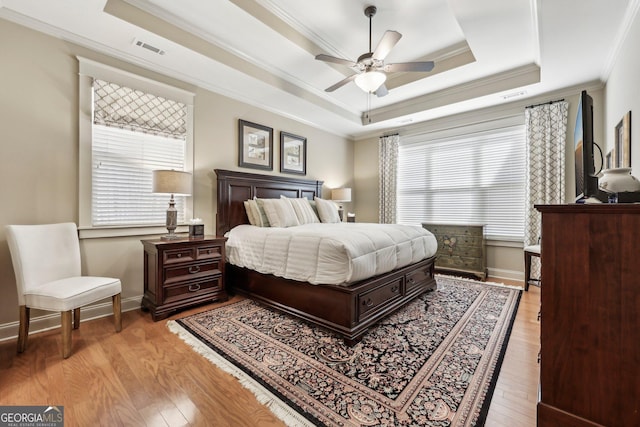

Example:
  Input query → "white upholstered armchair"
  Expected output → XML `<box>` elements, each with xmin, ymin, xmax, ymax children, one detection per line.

<box><xmin>5</xmin><ymin>222</ymin><xmax>122</xmax><ymax>358</ymax></box>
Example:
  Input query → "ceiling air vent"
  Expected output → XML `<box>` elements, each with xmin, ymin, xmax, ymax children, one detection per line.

<box><xmin>133</xmin><ymin>38</ymin><xmax>165</xmax><ymax>56</ymax></box>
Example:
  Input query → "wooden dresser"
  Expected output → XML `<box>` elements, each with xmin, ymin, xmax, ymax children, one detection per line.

<box><xmin>141</xmin><ymin>236</ymin><xmax>227</xmax><ymax>320</ymax></box>
<box><xmin>536</xmin><ymin>204</ymin><xmax>640</xmax><ymax>427</ymax></box>
<box><xmin>421</xmin><ymin>222</ymin><xmax>486</xmax><ymax>280</ymax></box>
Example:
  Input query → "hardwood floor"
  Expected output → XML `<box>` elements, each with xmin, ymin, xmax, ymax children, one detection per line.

<box><xmin>0</xmin><ymin>279</ymin><xmax>540</xmax><ymax>426</ymax></box>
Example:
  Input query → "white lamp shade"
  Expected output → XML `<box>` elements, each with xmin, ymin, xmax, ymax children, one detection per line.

<box><xmin>355</xmin><ymin>71</ymin><xmax>386</xmax><ymax>93</ymax></box>
<box><xmin>152</xmin><ymin>170</ymin><xmax>192</xmax><ymax>195</ymax></box>
<box><xmin>331</xmin><ymin>188</ymin><xmax>352</xmax><ymax>202</ymax></box>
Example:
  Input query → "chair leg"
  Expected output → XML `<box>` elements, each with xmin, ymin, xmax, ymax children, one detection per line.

<box><xmin>113</xmin><ymin>293</ymin><xmax>122</xmax><ymax>332</ymax></box>
<box><xmin>17</xmin><ymin>305</ymin><xmax>30</xmax><ymax>353</ymax></box>
<box><xmin>73</xmin><ymin>308</ymin><xmax>81</xmax><ymax>329</ymax></box>
<box><xmin>61</xmin><ymin>310</ymin><xmax>72</xmax><ymax>359</ymax></box>
<box><xmin>524</xmin><ymin>252</ymin><xmax>532</xmax><ymax>291</ymax></box>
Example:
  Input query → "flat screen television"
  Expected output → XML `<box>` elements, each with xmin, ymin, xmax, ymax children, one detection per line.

<box><xmin>574</xmin><ymin>90</ymin><xmax>607</xmax><ymax>202</ymax></box>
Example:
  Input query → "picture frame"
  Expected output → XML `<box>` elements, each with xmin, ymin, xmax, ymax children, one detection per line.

<box><xmin>614</xmin><ymin>111</ymin><xmax>632</xmax><ymax>168</ymax></box>
<box><xmin>238</xmin><ymin>119</ymin><xmax>273</xmax><ymax>170</ymax></box>
<box><xmin>280</xmin><ymin>131</ymin><xmax>307</xmax><ymax>175</ymax></box>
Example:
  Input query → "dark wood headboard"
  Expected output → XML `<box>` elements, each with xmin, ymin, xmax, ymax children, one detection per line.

<box><xmin>215</xmin><ymin>169</ymin><xmax>324</xmax><ymax>236</ymax></box>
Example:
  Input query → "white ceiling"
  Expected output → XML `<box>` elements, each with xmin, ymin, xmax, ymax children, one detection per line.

<box><xmin>0</xmin><ymin>0</ymin><xmax>636</xmax><ymax>139</ymax></box>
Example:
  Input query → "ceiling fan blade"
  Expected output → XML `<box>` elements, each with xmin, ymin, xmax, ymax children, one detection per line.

<box><xmin>315</xmin><ymin>54</ymin><xmax>357</xmax><ymax>67</ymax></box>
<box><xmin>325</xmin><ymin>74</ymin><xmax>358</xmax><ymax>92</ymax></box>
<box><xmin>384</xmin><ymin>61</ymin><xmax>435</xmax><ymax>73</ymax></box>
<box><xmin>374</xmin><ymin>84</ymin><xmax>388</xmax><ymax>97</ymax></box>
<box><xmin>372</xmin><ymin>30</ymin><xmax>402</xmax><ymax>61</ymax></box>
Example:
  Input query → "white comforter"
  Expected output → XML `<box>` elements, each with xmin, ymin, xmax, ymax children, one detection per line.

<box><xmin>225</xmin><ymin>223</ymin><xmax>438</xmax><ymax>285</ymax></box>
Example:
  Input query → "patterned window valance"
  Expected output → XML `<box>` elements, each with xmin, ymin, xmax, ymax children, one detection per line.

<box><xmin>93</xmin><ymin>79</ymin><xmax>187</xmax><ymax>139</ymax></box>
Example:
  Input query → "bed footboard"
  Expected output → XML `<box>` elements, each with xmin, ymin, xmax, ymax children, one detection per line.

<box><xmin>226</xmin><ymin>255</ymin><xmax>437</xmax><ymax>345</ymax></box>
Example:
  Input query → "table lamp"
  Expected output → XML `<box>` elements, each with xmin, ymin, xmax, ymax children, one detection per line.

<box><xmin>331</xmin><ymin>187</ymin><xmax>352</xmax><ymax>222</ymax></box>
<box><xmin>152</xmin><ymin>170</ymin><xmax>192</xmax><ymax>240</ymax></box>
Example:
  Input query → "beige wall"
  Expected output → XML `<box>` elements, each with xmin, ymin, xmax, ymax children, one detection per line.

<box><xmin>0</xmin><ymin>19</ymin><xmax>353</xmax><ymax>335</ymax></box>
<box><xmin>605</xmin><ymin>8</ymin><xmax>640</xmax><ymax>174</ymax></box>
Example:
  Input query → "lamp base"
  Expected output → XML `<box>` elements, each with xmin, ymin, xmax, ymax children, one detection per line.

<box><xmin>160</xmin><ymin>233</ymin><xmax>182</xmax><ymax>241</ymax></box>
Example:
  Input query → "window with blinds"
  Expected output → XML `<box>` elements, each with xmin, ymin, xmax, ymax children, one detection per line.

<box><xmin>397</xmin><ymin>125</ymin><xmax>525</xmax><ymax>240</ymax></box>
<box><xmin>90</xmin><ymin>79</ymin><xmax>189</xmax><ymax>227</ymax></box>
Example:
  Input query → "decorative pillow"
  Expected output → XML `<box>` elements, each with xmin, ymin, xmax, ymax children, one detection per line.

<box><xmin>314</xmin><ymin>197</ymin><xmax>341</xmax><ymax>223</ymax></box>
<box><xmin>282</xmin><ymin>196</ymin><xmax>320</xmax><ymax>224</ymax></box>
<box><xmin>258</xmin><ymin>198</ymin><xmax>300</xmax><ymax>227</ymax></box>
<box><xmin>243</xmin><ymin>200</ymin><xmax>258</xmax><ymax>226</ymax></box>
<box><xmin>250</xmin><ymin>199</ymin><xmax>270</xmax><ymax>227</ymax></box>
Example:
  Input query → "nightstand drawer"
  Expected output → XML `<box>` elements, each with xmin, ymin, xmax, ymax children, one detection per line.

<box><xmin>164</xmin><ymin>260</ymin><xmax>221</xmax><ymax>285</ymax></box>
<box><xmin>163</xmin><ymin>247</ymin><xmax>196</xmax><ymax>264</ymax></box>
<box><xmin>163</xmin><ymin>276</ymin><xmax>223</xmax><ymax>304</ymax></box>
<box><xmin>197</xmin><ymin>245</ymin><xmax>222</xmax><ymax>260</ymax></box>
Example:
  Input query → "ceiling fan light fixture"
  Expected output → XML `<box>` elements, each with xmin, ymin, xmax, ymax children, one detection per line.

<box><xmin>355</xmin><ymin>70</ymin><xmax>386</xmax><ymax>93</ymax></box>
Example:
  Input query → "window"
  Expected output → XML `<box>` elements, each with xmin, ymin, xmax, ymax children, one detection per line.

<box><xmin>78</xmin><ymin>57</ymin><xmax>194</xmax><ymax>237</ymax></box>
<box><xmin>397</xmin><ymin>122</ymin><xmax>525</xmax><ymax>241</ymax></box>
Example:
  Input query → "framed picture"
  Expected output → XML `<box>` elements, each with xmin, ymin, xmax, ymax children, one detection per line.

<box><xmin>238</xmin><ymin>119</ymin><xmax>273</xmax><ymax>170</ymax></box>
<box><xmin>280</xmin><ymin>131</ymin><xmax>307</xmax><ymax>175</ymax></box>
<box><xmin>614</xmin><ymin>111</ymin><xmax>632</xmax><ymax>168</ymax></box>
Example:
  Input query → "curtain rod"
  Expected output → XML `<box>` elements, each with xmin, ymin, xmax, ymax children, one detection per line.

<box><xmin>525</xmin><ymin>98</ymin><xmax>565</xmax><ymax>109</ymax></box>
<box><xmin>381</xmin><ymin>132</ymin><xmax>399</xmax><ymax>137</ymax></box>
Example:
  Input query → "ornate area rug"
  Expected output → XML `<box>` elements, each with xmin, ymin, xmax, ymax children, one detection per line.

<box><xmin>168</xmin><ymin>275</ymin><xmax>521</xmax><ymax>427</ymax></box>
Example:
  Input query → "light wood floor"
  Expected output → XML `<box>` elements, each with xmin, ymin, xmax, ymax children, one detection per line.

<box><xmin>0</xmin><ymin>279</ymin><xmax>540</xmax><ymax>426</ymax></box>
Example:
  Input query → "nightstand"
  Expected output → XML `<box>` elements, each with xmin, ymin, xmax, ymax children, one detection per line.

<box><xmin>141</xmin><ymin>236</ymin><xmax>227</xmax><ymax>321</ymax></box>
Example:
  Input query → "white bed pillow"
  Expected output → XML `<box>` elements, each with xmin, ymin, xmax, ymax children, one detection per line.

<box><xmin>244</xmin><ymin>200</ymin><xmax>258</xmax><ymax>226</ymax></box>
<box><xmin>259</xmin><ymin>198</ymin><xmax>300</xmax><ymax>227</ymax></box>
<box><xmin>250</xmin><ymin>199</ymin><xmax>270</xmax><ymax>227</ymax></box>
<box><xmin>314</xmin><ymin>197</ymin><xmax>341</xmax><ymax>223</ymax></box>
<box><xmin>282</xmin><ymin>196</ymin><xmax>320</xmax><ymax>224</ymax></box>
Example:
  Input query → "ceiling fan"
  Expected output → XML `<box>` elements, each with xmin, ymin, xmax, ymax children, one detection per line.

<box><xmin>315</xmin><ymin>5</ymin><xmax>435</xmax><ymax>97</ymax></box>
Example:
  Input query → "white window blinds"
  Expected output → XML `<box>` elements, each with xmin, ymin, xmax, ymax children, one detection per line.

<box><xmin>91</xmin><ymin>79</ymin><xmax>189</xmax><ymax>227</ymax></box>
<box><xmin>397</xmin><ymin>125</ymin><xmax>526</xmax><ymax>240</ymax></box>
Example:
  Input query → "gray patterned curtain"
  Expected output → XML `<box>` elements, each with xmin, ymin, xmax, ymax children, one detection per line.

<box><xmin>524</xmin><ymin>101</ymin><xmax>569</xmax><ymax>277</ymax></box>
<box><xmin>378</xmin><ymin>134</ymin><xmax>399</xmax><ymax>224</ymax></box>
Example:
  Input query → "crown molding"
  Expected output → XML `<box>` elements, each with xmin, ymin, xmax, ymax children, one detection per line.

<box><xmin>601</xmin><ymin>0</ymin><xmax>640</xmax><ymax>81</ymax></box>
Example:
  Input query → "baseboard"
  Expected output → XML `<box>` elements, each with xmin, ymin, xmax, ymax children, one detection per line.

<box><xmin>0</xmin><ymin>295</ymin><xmax>142</xmax><ymax>342</ymax></box>
<box><xmin>487</xmin><ymin>267</ymin><xmax>524</xmax><ymax>283</ymax></box>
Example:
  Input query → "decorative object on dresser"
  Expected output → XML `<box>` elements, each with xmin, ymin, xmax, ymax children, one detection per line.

<box><xmin>169</xmin><ymin>275</ymin><xmax>521</xmax><ymax>427</ymax></box>
<box><xmin>216</xmin><ymin>169</ymin><xmax>437</xmax><ymax>345</ymax></box>
<box><xmin>238</xmin><ymin>119</ymin><xmax>273</xmax><ymax>170</ymax></box>
<box><xmin>331</xmin><ymin>187</ymin><xmax>352</xmax><ymax>221</ymax></box>
<box><xmin>141</xmin><ymin>236</ymin><xmax>227</xmax><ymax>321</ymax></box>
<box><xmin>536</xmin><ymin>204</ymin><xmax>640</xmax><ymax>427</ymax></box>
<box><xmin>6</xmin><ymin>222</ymin><xmax>122</xmax><ymax>358</ymax></box>
<box><xmin>422</xmin><ymin>222</ymin><xmax>487</xmax><ymax>280</ymax></box>
<box><xmin>152</xmin><ymin>169</ymin><xmax>192</xmax><ymax>240</ymax></box>
<box><xmin>280</xmin><ymin>131</ymin><xmax>307</xmax><ymax>175</ymax></box>
<box><xmin>188</xmin><ymin>218</ymin><xmax>204</xmax><ymax>238</ymax></box>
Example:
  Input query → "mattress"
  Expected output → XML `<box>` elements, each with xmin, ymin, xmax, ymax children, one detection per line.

<box><xmin>225</xmin><ymin>223</ymin><xmax>438</xmax><ymax>285</ymax></box>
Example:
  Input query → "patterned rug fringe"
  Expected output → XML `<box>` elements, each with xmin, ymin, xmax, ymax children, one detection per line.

<box><xmin>167</xmin><ymin>321</ymin><xmax>316</xmax><ymax>427</ymax></box>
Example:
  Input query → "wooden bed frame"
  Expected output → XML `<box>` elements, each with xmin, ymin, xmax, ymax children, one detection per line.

<box><xmin>215</xmin><ymin>169</ymin><xmax>437</xmax><ymax>345</ymax></box>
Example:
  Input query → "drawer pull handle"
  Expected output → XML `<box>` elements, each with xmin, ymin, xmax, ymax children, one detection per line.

<box><xmin>207</xmin><ymin>249</ymin><xmax>211</xmax><ymax>254</ymax></box>
<box><xmin>391</xmin><ymin>285</ymin><xmax>399</xmax><ymax>293</ymax></box>
<box><xmin>408</xmin><ymin>277</ymin><xmax>416</xmax><ymax>284</ymax></box>
<box><xmin>188</xmin><ymin>284</ymin><xmax>201</xmax><ymax>292</ymax></box>
<box><xmin>362</xmin><ymin>298</ymin><xmax>373</xmax><ymax>307</ymax></box>
<box><xmin>177</xmin><ymin>253</ymin><xmax>182</xmax><ymax>258</ymax></box>
<box><xmin>188</xmin><ymin>265</ymin><xmax>200</xmax><ymax>274</ymax></box>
